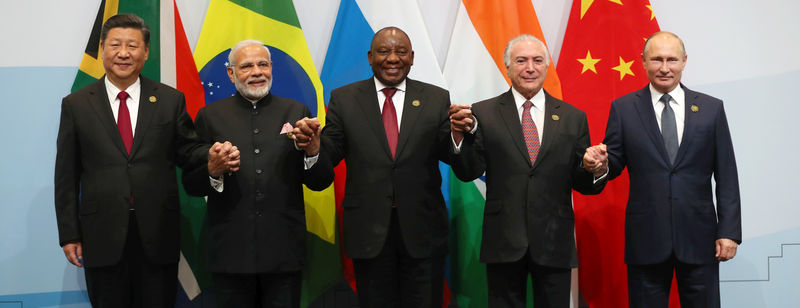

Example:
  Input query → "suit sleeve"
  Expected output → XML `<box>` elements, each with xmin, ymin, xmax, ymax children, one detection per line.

<box><xmin>712</xmin><ymin>103</ymin><xmax>742</xmax><ymax>243</ymax></box>
<box><xmin>321</xmin><ymin>92</ymin><xmax>346</xmax><ymax>167</ymax></box>
<box><xmin>301</xmin><ymin>106</ymin><xmax>335</xmax><ymax>191</ymax></box>
<box><xmin>181</xmin><ymin>108</ymin><xmax>214</xmax><ymax>197</ymax></box>
<box><xmin>572</xmin><ymin>111</ymin><xmax>607</xmax><ymax>195</ymax></box>
<box><xmin>173</xmin><ymin>93</ymin><xmax>209</xmax><ymax>172</ymax></box>
<box><xmin>449</xmin><ymin>109</ymin><xmax>487</xmax><ymax>182</ymax></box>
<box><xmin>54</xmin><ymin>97</ymin><xmax>81</xmax><ymax>246</ymax></box>
<box><xmin>603</xmin><ymin>101</ymin><xmax>627</xmax><ymax>180</ymax></box>
<box><xmin>436</xmin><ymin>91</ymin><xmax>454</xmax><ymax>165</ymax></box>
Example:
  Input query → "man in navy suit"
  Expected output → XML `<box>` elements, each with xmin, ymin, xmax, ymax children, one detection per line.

<box><xmin>598</xmin><ymin>31</ymin><xmax>741</xmax><ymax>308</ymax></box>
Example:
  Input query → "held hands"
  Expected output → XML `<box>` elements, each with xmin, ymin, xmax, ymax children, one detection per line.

<box><xmin>208</xmin><ymin>141</ymin><xmax>241</xmax><ymax>178</ymax></box>
<box><xmin>716</xmin><ymin>238</ymin><xmax>738</xmax><ymax>261</ymax></box>
<box><xmin>449</xmin><ymin>104</ymin><xmax>474</xmax><ymax>145</ymax></box>
<box><xmin>292</xmin><ymin>117</ymin><xmax>322</xmax><ymax>156</ymax></box>
<box><xmin>63</xmin><ymin>241</ymin><xmax>83</xmax><ymax>267</ymax></box>
<box><xmin>583</xmin><ymin>143</ymin><xmax>608</xmax><ymax>177</ymax></box>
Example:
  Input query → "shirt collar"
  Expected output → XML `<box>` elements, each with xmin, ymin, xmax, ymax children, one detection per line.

<box><xmin>374</xmin><ymin>77</ymin><xmax>407</xmax><ymax>93</ymax></box>
<box><xmin>105</xmin><ymin>76</ymin><xmax>141</xmax><ymax>101</ymax></box>
<box><xmin>649</xmin><ymin>83</ymin><xmax>684</xmax><ymax>107</ymax></box>
<box><xmin>511</xmin><ymin>87</ymin><xmax>546</xmax><ymax>111</ymax></box>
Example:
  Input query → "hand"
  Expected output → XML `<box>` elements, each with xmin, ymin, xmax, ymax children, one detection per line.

<box><xmin>208</xmin><ymin>141</ymin><xmax>240</xmax><ymax>177</ymax></box>
<box><xmin>293</xmin><ymin>117</ymin><xmax>322</xmax><ymax>156</ymax></box>
<box><xmin>583</xmin><ymin>143</ymin><xmax>608</xmax><ymax>177</ymax></box>
<box><xmin>449</xmin><ymin>104</ymin><xmax>474</xmax><ymax>145</ymax></box>
<box><xmin>63</xmin><ymin>241</ymin><xmax>83</xmax><ymax>267</ymax></box>
<box><xmin>716</xmin><ymin>238</ymin><xmax>738</xmax><ymax>261</ymax></box>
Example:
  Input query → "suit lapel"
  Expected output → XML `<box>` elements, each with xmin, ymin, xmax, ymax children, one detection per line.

<box><xmin>396</xmin><ymin>79</ymin><xmax>423</xmax><ymax>159</ymax></box>
<box><xmin>674</xmin><ymin>85</ymin><xmax>698</xmax><ymax>166</ymax></box>
<box><xmin>130</xmin><ymin>77</ymin><xmax>157</xmax><ymax>158</ymax></box>
<box><xmin>532</xmin><ymin>91</ymin><xmax>562</xmax><ymax>170</ymax></box>
<box><xmin>497</xmin><ymin>90</ymin><xmax>531</xmax><ymax>166</ymax></box>
<box><xmin>632</xmin><ymin>86</ymin><xmax>671</xmax><ymax>165</ymax></box>
<box><xmin>355</xmin><ymin>79</ymin><xmax>393</xmax><ymax>159</ymax></box>
<box><xmin>88</xmin><ymin>79</ymin><xmax>129</xmax><ymax>157</ymax></box>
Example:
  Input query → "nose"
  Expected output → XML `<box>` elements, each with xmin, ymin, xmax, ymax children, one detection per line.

<box><xmin>658</xmin><ymin>60</ymin><xmax>670</xmax><ymax>73</ymax></box>
<box><xmin>387</xmin><ymin>51</ymin><xmax>400</xmax><ymax>62</ymax></box>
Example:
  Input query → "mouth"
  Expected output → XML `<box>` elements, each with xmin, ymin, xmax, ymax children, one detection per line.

<box><xmin>248</xmin><ymin>78</ymin><xmax>268</xmax><ymax>87</ymax></box>
<box><xmin>115</xmin><ymin>63</ymin><xmax>132</xmax><ymax>70</ymax></box>
<box><xmin>383</xmin><ymin>67</ymin><xmax>402</xmax><ymax>75</ymax></box>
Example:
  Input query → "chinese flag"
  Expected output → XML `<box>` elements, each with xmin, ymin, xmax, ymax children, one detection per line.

<box><xmin>557</xmin><ymin>1</ymin><xmax>680</xmax><ymax>307</ymax></box>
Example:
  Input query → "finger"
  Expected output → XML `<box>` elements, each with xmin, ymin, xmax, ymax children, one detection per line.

<box><xmin>715</xmin><ymin>241</ymin><xmax>721</xmax><ymax>258</ymax></box>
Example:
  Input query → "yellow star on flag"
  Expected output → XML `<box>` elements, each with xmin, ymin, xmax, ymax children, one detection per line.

<box><xmin>646</xmin><ymin>5</ymin><xmax>655</xmax><ymax>20</ymax></box>
<box><xmin>609</xmin><ymin>0</ymin><xmax>623</xmax><ymax>5</ymax></box>
<box><xmin>577</xmin><ymin>50</ymin><xmax>601</xmax><ymax>74</ymax></box>
<box><xmin>611</xmin><ymin>56</ymin><xmax>635</xmax><ymax>80</ymax></box>
<box><xmin>580</xmin><ymin>0</ymin><xmax>594</xmax><ymax>19</ymax></box>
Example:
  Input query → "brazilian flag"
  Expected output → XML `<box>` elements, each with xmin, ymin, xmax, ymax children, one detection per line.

<box><xmin>194</xmin><ymin>0</ymin><xmax>340</xmax><ymax>306</ymax></box>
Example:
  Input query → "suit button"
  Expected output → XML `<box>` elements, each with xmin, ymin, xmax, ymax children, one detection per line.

<box><xmin>255</xmin><ymin>169</ymin><xmax>262</xmax><ymax>174</ymax></box>
<box><xmin>254</xmin><ymin>148</ymin><xmax>260</xmax><ymax>154</ymax></box>
<box><xmin>391</xmin><ymin>164</ymin><xmax>396</xmax><ymax>169</ymax></box>
<box><xmin>252</xmin><ymin>110</ymin><xmax>259</xmax><ymax>115</ymax></box>
<box><xmin>127</xmin><ymin>163</ymin><xmax>133</xmax><ymax>168</ymax></box>
<box><xmin>256</xmin><ymin>210</ymin><xmax>262</xmax><ymax>216</ymax></box>
<box><xmin>253</xmin><ymin>128</ymin><xmax>260</xmax><ymax>134</ymax></box>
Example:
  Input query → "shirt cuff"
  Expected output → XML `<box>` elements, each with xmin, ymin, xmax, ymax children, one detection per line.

<box><xmin>593</xmin><ymin>167</ymin><xmax>609</xmax><ymax>184</ymax></box>
<box><xmin>451</xmin><ymin>117</ymin><xmax>478</xmax><ymax>153</ymax></box>
<box><xmin>210</xmin><ymin>175</ymin><xmax>224</xmax><ymax>192</ymax></box>
<box><xmin>304</xmin><ymin>154</ymin><xmax>319</xmax><ymax>170</ymax></box>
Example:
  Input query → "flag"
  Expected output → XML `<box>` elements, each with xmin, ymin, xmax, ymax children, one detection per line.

<box><xmin>442</xmin><ymin>0</ymin><xmax>563</xmax><ymax>306</ymax></box>
<box><xmin>192</xmin><ymin>0</ymin><xmax>339</xmax><ymax>306</ymax></box>
<box><xmin>68</xmin><ymin>0</ymin><xmax>210</xmax><ymax>304</ymax></box>
<box><xmin>556</xmin><ymin>1</ymin><xmax>679</xmax><ymax>307</ymax></box>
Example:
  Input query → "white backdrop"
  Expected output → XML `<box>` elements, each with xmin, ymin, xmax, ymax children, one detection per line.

<box><xmin>0</xmin><ymin>0</ymin><xmax>798</xmax><ymax>307</ymax></box>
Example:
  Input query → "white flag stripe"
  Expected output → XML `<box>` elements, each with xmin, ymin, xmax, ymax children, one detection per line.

<box><xmin>178</xmin><ymin>251</ymin><xmax>202</xmax><ymax>300</ymax></box>
<box><xmin>160</xmin><ymin>0</ymin><xmax>177</xmax><ymax>87</ymax></box>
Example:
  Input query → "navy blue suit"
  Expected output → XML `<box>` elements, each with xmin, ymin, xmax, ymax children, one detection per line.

<box><xmin>603</xmin><ymin>84</ymin><xmax>741</xmax><ymax>307</ymax></box>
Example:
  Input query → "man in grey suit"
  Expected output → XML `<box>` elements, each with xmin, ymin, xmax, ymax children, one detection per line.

<box><xmin>600</xmin><ymin>31</ymin><xmax>741</xmax><ymax>308</ymax></box>
<box><xmin>449</xmin><ymin>34</ymin><xmax>608</xmax><ymax>308</ymax></box>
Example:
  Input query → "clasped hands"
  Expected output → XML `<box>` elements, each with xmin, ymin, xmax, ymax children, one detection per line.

<box><xmin>208</xmin><ymin>141</ymin><xmax>241</xmax><ymax>178</ymax></box>
<box><xmin>583</xmin><ymin>143</ymin><xmax>608</xmax><ymax>178</ymax></box>
<box><xmin>449</xmin><ymin>104</ymin><xmax>475</xmax><ymax>145</ymax></box>
<box><xmin>291</xmin><ymin>117</ymin><xmax>322</xmax><ymax>156</ymax></box>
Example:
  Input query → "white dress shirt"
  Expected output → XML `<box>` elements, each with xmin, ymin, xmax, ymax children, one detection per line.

<box><xmin>104</xmin><ymin>76</ymin><xmax>141</xmax><ymax>136</ymax></box>
<box><xmin>649</xmin><ymin>83</ymin><xmax>685</xmax><ymax>145</ymax></box>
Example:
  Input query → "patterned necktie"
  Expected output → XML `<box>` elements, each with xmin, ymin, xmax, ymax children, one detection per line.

<box><xmin>521</xmin><ymin>100</ymin><xmax>540</xmax><ymax>165</ymax></box>
<box><xmin>117</xmin><ymin>91</ymin><xmax>133</xmax><ymax>154</ymax></box>
<box><xmin>381</xmin><ymin>87</ymin><xmax>399</xmax><ymax>158</ymax></box>
<box><xmin>660</xmin><ymin>93</ymin><xmax>678</xmax><ymax>164</ymax></box>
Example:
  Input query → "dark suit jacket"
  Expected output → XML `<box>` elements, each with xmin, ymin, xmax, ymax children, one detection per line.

<box><xmin>55</xmin><ymin>76</ymin><xmax>207</xmax><ymax>267</ymax></box>
<box><xmin>322</xmin><ymin>77</ymin><xmax>451</xmax><ymax>259</ymax></box>
<box><xmin>604</xmin><ymin>84</ymin><xmax>741</xmax><ymax>265</ymax></box>
<box><xmin>450</xmin><ymin>89</ymin><xmax>604</xmax><ymax>268</ymax></box>
<box><xmin>182</xmin><ymin>93</ymin><xmax>334</xmax><ymax>273</ymax></box>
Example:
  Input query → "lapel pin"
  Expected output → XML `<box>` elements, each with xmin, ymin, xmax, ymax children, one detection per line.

<box><xmin>412</xmin><ymin>100</ymin><xmax>421</xmax><ymax>107</ymax></box>
<box><xmin>691</xmin><ymin>105</ymin><xmax>699</xmax><ymax>112</ymax></box>
<box><xmin>149</xmin><ymin>96</ymin><xmax>157</xmax><ymax>103</ymax></box>
<box><xmin>552</xmin><ymin>114</ymin><xmax>560</xmax><ymax>121</ymax></box>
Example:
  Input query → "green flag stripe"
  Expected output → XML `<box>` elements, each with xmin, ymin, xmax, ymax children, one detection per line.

<box><xmin>230</xmin><ymin>0</ymin><xmax>302</xmax><ymax>28</ymax></box>
<box><xmin>119</xmin><ymin>0</ymin><xmax>161</xmax><ymax>81</ymax></box>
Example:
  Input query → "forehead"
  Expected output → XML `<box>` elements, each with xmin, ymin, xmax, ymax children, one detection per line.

<box><xmin>645</xmin><ymin>36</ymin><xmax>683</xmax><ymax>57</ymax></box>
<box><xmin>372</xmin><ymin>29</ymin><xmax>411</xmax><ymax>49</ymax></box>
<box><xmin>510</xmin><ymin>40</ymin><xmax>545</xmax><ymax>58</ymax></box>
<box><xmin>234</xmin><ymin>45</ymin><xmax>269</xmax><ymax>63</ymax></box>
<box><xmin>105</xmin><ymin>27</ymin><xmax>145</xmax><ymax>42</ymax></box>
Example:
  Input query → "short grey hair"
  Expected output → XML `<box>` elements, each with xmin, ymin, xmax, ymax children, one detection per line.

<box><xmin>228</xmin><ymin>39</ymin><xmax>271</xmax><ymax>67</ymax></box>
<box><xmin>643</xmin><ymin>31</ymin><xmax>686</xmax><ymax>58</ymax></box>
<box><xmin>503</xmin><ymin>34</ymin><xmax>549</xmax><ymax>67</ymax></box>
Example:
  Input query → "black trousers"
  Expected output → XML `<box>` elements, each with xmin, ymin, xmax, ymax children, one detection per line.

<box><xmin>352</xmin><ymin>208</ymin><xmax>446</xmax><ymax>308</ymax></box>
<box><xmin>212</xmin><ymin>271</ymin><xmax>301</xmax><ymax>308</ymax></box>
<box><xmin>486</xmin><ymin>252</ymin><xmax>571</xmax><ymax>308</ymax></box>
<box><xmin>627</xmin><ymin>255</ymin><xmax>720</xmax><ymax>308</ymax></box>
<box><xmin>84</xmin><ymin>212</ymin><xmax>177</xmax><ymax>308</ymax></box>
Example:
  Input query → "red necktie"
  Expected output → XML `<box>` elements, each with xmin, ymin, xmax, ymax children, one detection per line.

<box><xmin>117</xmin><ymin>91</ymin><xmax>133</xmax><ymax>154</ymax></box>
<box><xmin>381</xmin><ymin>87</ymin><xmax>399</xmax><ymax>158</ymax></box>
<box><xmin>522</xmin><ymin>100</ymin><xmax>540</xmax><ymax>165</ymax></box>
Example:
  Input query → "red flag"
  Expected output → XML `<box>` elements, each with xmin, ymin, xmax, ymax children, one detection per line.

<box><xmin>557</xmin><ymin>1</ymin><xmax>680</xmax><ymax>307</ymax></box>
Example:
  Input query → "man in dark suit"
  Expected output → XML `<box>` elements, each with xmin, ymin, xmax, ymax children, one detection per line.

<box><xmin>599</xmin><ymin>31</ymin><xmax>741</xmax><ymax>308</ymax></box>
<box><xmin>319</xmin><ymin>27</ymin><xmax>451</xmax><ymax>307</ymax></box>
<box><xmin>54</xmin><ymin>14</ymin><xmax>238</xmax><ymax>307</ymax></box>
<box><xmin>448</xmin><ymin>34</ymin><xmax>608</xmax><ymax>308</ymax></box>
<box><xmin>181</xmin><ymin>39</ymin><xmax>334</xmax><ymax>308</ymax></box>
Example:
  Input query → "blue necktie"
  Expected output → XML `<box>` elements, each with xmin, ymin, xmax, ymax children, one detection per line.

<box><xmin>660</xmin><ymin>93</ymin><xmax>678</xmax><ymax>164</ymax></box>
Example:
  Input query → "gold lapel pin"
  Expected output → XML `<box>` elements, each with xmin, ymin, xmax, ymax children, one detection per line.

<box><xmin>412</xmin><ymin>100</ymin><xmax>421</xmax><ymax>107</ymax></box>
<box><xmin>149</xmin><ymin>96</ymin><xmax>157</xmax><ymax>103</ymax></box>
<box><xmin>552</xmin><ymin>114</ymin><xmax>560</xmax><ymax>121</ymax></box>
<box><xmin>691</xmin><ymin>105</ymin><xmax>699</xmax><ymax>112</ymax></box>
